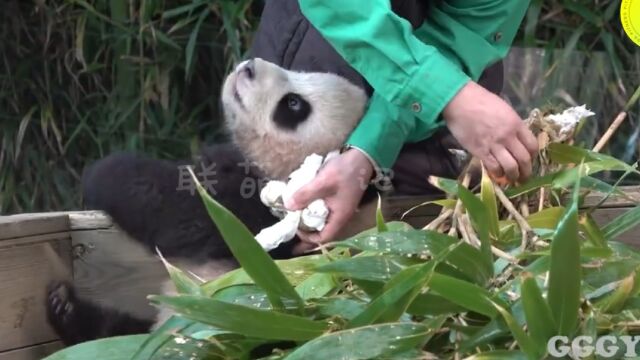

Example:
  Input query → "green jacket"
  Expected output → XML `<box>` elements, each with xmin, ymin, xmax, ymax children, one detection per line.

<box><xmin>298</xmin><ymin>0</ymin><xmax>530</xmax><ymax>171</ymax></box>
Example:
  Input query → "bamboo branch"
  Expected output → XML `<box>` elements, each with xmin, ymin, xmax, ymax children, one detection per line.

<box><xmin>448</xmin><ymin>169</ymin><xmax>473</xmax><ymax>236</ymax></box>
<box><xmin>423</xmin><ymin>208</ymin><xmax>453</xmax><ymax>231</ymax></box>
<box><xmin>592</xmin><ymin>111</ymin><xmax>627</xmax><ymax>153</ymax></box>
<box><xmin>520</xmin><ymin>194</ymin><xmax>530</xmax><ymax>218</ymax></box>
<box><xmin>494</xmin><ymin>185</ymin><xmax>537</xmax><ymax>251</ymax></box>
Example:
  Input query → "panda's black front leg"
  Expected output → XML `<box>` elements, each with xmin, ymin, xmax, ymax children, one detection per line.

<box><xmin>47</xmin><ymin>281</ymin><xmax>153</xmax><ymax>346</ymax></box>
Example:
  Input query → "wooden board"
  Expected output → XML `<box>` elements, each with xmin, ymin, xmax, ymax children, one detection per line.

<box><xmin>589</xmin><ymin>207</ymin><xmax>640</xmax><ymax>247</ymax></box>
<box><xmin>0</xmin><ymin>214</ymin><xmax>69</xmax><ymax>241</ymax></box>
<box><xmin>0</xmin><ymin>341</ymin><xmax>63</xmax><ymax>360</ymax></box>
<box><xmin>0</xmin><ymin>214</ymin><xmax>72</xmax><ymax>354</ymax></box>
<box><xmin>582</xmin><ymin>186</ymin><xmax>640</xmax><ymax>208</ymax></box>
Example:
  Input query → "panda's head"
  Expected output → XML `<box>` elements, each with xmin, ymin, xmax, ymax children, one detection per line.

<box><xmin>221</xmin><ymin>58</ymin><xmax>368</xmax><ymax>180</ymax></box>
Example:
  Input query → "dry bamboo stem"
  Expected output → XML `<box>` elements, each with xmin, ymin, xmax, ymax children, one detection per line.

<box><xmin>495</xmin><ymin>185</ymin><xmax>536</xmax><ymax>251</ymax></box>
<box><xmin>520</xmin><ymin>194</ymin><xmax>530</xmax><ymax>218</ymax></box>
<box><xmin>456</xmin><ymin>213</ymin><xmax>473</xmax><ymax>246</ymax></box>
<box><xmin>448</xmin><ymin>170</ymin><xmax>472</xmax><ymax>236</ymax></box>
<box><xmin>537</xmin><ymin>151</ymin><xmax>547</xmax><ymax>212</ymax></box>
<box><xmin>492</xmin><ymin>246</ymin><xmax>518</xmax><ymax>263</ymax></box>
<box><xmin>423</xmin><ymin>208</ymin><xmax>453</xmax><ymax>231</ymax></box>
<box><xmin>592</xmin><ymin>111</ymin><xmax>627</xmax><ymax>153</ymax></box>
<box><xmin>460</xmin><ymin>214</ymin><xmax>480</xmax><ymax>247</ymax></box>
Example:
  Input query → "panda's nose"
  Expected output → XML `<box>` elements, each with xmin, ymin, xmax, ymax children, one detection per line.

<box><xmin>241</xmin><ymin>60</ymin><xmax>255</xmax><ymax>80</ymax></box>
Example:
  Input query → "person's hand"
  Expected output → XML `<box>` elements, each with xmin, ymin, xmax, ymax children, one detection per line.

<box><xmin>443</xmin><ymin>81</ymin><xmax>538</xmax><ymax>183</ymax></box>
<box><xmin>285</xmin><ymin>149</ymin><xmax>374</xmax><ymax>252</ymax></box>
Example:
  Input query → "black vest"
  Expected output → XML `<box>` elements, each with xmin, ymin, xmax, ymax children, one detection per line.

<box><xmin>249</xmin><ymin>0</ymin><xmax>502</xmax><ymax>97</ymax></box>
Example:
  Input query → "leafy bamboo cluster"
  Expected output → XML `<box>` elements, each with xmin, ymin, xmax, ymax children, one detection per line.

<box><xmin>2</xmin><ymin>0</ymin><xmax>639</xmax><ymax>214</ymax></box>
<box><xmin>47</xmin><ymin>113</ymin><xmax>640</xmax><ymax>359</ymax></box>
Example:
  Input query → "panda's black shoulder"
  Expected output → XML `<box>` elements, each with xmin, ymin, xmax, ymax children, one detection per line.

<box><xmin>81</xmin><ymin>143</ymin><xmax>295</xmax><ymax>262</ymax></box>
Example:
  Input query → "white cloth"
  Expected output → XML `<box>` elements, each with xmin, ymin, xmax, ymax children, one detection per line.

<box><xmin>255</xmin><ymin>152</ymin><xmax>339</xmax><ymax>251</ymax></box>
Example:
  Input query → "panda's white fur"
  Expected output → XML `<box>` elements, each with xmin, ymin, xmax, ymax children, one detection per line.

<box><xmin>152</xmin><ymin>60</ymin><xmax>375</xmax><ymax>328</ymax></box>
<box><xmin>48</xmin><ymin>59</ymin><xmax>378</xmax><ymax>342</ymax></box>
<box><xmin>152</xmin><ymin>258</ymin><xmax>237</xmax><ymax>330</ymax></box>
<box><xmin>222</xmin><ymin>58</ymin><xmax>369</xmax><ymax>180</ymax></box>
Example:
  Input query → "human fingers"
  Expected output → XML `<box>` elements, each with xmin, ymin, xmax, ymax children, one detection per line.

<box><xmin>292</xmin><ymin>238</ymin><xmax>318</xmax><ymax>255</ymax></box>
<box><xmin>506</xmin><ymin>138</ymin><xmax>533</xmax><ymax>182</ymax></box>
<box><xmin>295</xmin><ymin>228</ymin><xmax>316</xmax><ymax>243</ymax></box>
<box><xmin>491</xmin><ymin>145</ymin><xmax>520</xmax><ymax>183</ymax></box>
<box><xmin>517</xmin><ymin>126</ymin><xmax>539</xmax><ymax>158</ymax></box>
<box><xmin>314</xmin><ymin>210</ymin><xmax>351</xmax><ymax>244</ymax></box>
<box><xmin>285</xmin><ymin>176</ymin><xmax>335</xmax><ymax>211</ymax></box>
<box><xmin>481</xmin><ymin>152</ymin><xmax>503</xmax><ymax>178</ymax></box>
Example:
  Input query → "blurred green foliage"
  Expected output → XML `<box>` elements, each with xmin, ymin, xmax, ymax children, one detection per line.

<box><xmin>0</xmin><ymin>0</ymin><xmax>638</xmax><ymax>214</ymax></box>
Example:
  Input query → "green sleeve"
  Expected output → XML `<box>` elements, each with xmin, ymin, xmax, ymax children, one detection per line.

<box><xmin>299</xmin><ymin>0</ymin><xmax>530</xmax><ymax>169</ymax></box>
<box><xmin>345</xmin><ymin>92</ymin><xmax>421</xmax><ymax>172</ymax></box>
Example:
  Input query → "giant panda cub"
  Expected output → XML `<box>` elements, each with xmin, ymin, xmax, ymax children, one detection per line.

<box><xmin>46</xmin><ymin>58</ymin><xmax>378</xmax><ymax>346</ymax></box>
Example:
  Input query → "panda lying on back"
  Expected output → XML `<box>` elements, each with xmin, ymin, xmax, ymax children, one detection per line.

<box><xmin>46</xmin><ymin>58</ymin><xmax>378</xmax><ymax>346</ymax></box>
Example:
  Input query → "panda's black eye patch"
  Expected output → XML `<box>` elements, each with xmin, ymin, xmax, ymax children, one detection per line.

<box><xmin>272</xmin><ymin>93</ymin><xmax>311</xmax><ymax>130</ymax></box>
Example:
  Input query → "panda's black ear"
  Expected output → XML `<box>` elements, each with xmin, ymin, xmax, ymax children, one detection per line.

<box><xmin>272</xmin><ymin>93</ymin><xmax>311</xmax><ymax>130</ymax></box>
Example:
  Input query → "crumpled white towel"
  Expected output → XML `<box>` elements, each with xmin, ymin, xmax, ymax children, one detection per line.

<box><xmin>255</xmin><ymin>152</ymin><xmax>338</xmax><ymax>251</ymax></box>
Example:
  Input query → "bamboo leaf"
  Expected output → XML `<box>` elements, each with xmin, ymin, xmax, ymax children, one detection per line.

<box><xmin>316</xmin><ymin>255</ymin><xmax>419</xmax><ymax>282</ymax></box>
<box><xmin>427</xmin><ymin>272</ymin><xmax>506</xmax><ymax>317</ymax></box>
<box><xmin>156</xmin><ymin>250</ymin><xmax>203</xmax><ymax>296</ymax></box>
<box><xmin>407</xmin><ymin>293</ymin><xmax>465</xmax><ymax>316</ymax></box>
<box><xmin>579</xmin><ymin>214</ymin><xmax>610</xmax><ymax>249</ymax></box>
<box><xmin>286</xmin><ymin>323</ymin><xmax>432</xmax><ymax>360</ymax></box>
<box><xmin>463</xmin><ymin>351</ymin><xmax>528</xmax><ymax>360</ymax></box>
<box><xmin>596</xmin><ymin>268</ymin><xmax>640</xmax><ymax>313</ymax></box>
<box><xmin>185</xmin><ymin>8</ymin><xmax>209</xmax><ymax>80</ymax></box>
<box><xmin>348</xmin><ymin>262</ymin><xmax>436</xmax><ymax>328</ymax></box>
<box><xmin>624</xmin><ymin>84</ymin><xmax>640</xmax><ymax>111</ymax></box>
<box><xmin>149</xmin><ymin>295</ymin><xmax>327</xmax><ymax>341</ymax></box>
<box><xmin>602</xmin><ymin>206</ymin><xmax>640</xmax><ymax>241</ymax></box>
<box><xmin>427</xmin><ymin>176</ymin><xmax>459</xmax><ymax>195</ymax></box>
<box><xmin>492</xmin><ymin>301</ymin><xmax>540</xmax><ymax>360</ymax></box>
<box><xmin>376</xmin><ymin>194</ymin><xmax>388</xmax><ymax>232</ymax></box>
<box><xmin>296</xmin><ymin>273</ymin><xmax>336</xmax><ymax>300</ymax></box>
<box><xmin>338</xmin><ymin>230</ymin><xmax>491</xmax><ymax>284</ymax></box>
<box><xmin>527</xmin><ymin>207</ymin><xmax>565</xmax><ymax>229</ymax></box>
<box><xmin>189</xmin><ymin>169</ymin><xmax>303</xmax><ymax>309</ymax></box>
<box><xmin>521</xmin><ymin>273</ymin><xmax>556</xmax><ymax>351</ymax></box>
<box><xmin>402</xmin><ymin>199</ymin><xmax>457</xmax><ymax>219</ymax></box>
<box><xmin>162</xmin><ymin>1</ymin><xmax>206</xmax><ymax>19</ymax></box>
<box><xmin>44</xmin><ymin>335</ymin><xmax>149</xmax><ymax>360</ymax></box>
<box><xmin>505</xmin><ymin>160</ymin><xmax>633</xmax><ymax>197</ymax></box>
<box><xmin>547</xmin><ymin>171</ymin><xmax>582</xmax><ymax>336</ymax></box>
<box><xmin>201</xmin><ymin>267</ymin><xmax>252</xmax><ymax>296</ymax></box>
<box><xmin>132</xmin><ymin>317</ymin><xmax>230</xmax><ymax>360</ymax></box>
<box><xmin>584</xmin><ymin>260</ymin><xmax>640</xmax><ymax>288</ymax></box>
<box><xmin>547</xmin><ymin>143</ymin><xmax>635</xmax><ymax>171</ymax></box>
<box><xmin>481</xmin><ymin>167</ymin><xmax>500</xmax><ymax>242</ymax></box>
<box><xmin>457</xmin><ymin>186</ymin><xmax>493</xmax><ymax>269</ymax></box>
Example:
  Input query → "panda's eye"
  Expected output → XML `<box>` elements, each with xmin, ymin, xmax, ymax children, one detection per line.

<box><xmin>286</xmin><ymin>95</ymin><xmax>302</xmax><ymax>112</ymax></box>
<box><xmin>273</xmin><ymin>92</ymin><xmax>311</xmax><ymax>130</ymax></box>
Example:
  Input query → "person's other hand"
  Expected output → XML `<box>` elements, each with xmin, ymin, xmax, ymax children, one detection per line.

<box><xmin>443</xmin><ymin>81</ymin><xmax>538</xmax><ymax>183</ymax></box>
<box><xmin>285</xmin><ymin>149</ymin><xmax>374</xmax><ymax>252</ymax></box>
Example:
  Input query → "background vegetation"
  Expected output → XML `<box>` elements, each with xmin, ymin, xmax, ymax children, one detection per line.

<box><xmin>1</xmin><ymin>0</ymin><xmax>639</xmax><ymax>214</ymax></box>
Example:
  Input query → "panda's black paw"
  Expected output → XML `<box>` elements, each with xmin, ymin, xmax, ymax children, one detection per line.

<box><xmin>46</xmin><ymin>281</ymin><xmax>83</xmax><ymax>345</ymax></box>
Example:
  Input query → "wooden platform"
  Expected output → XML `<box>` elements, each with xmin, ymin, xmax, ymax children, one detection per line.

<box><xmin>0</xmin><ymin>186</ymin><xmax>638</xmax><ymax>359</ymax></box>
<box><xmin>0</xmin><ymin>212</ymin><xmax>166</xmax><ymax>360</ymax></box>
